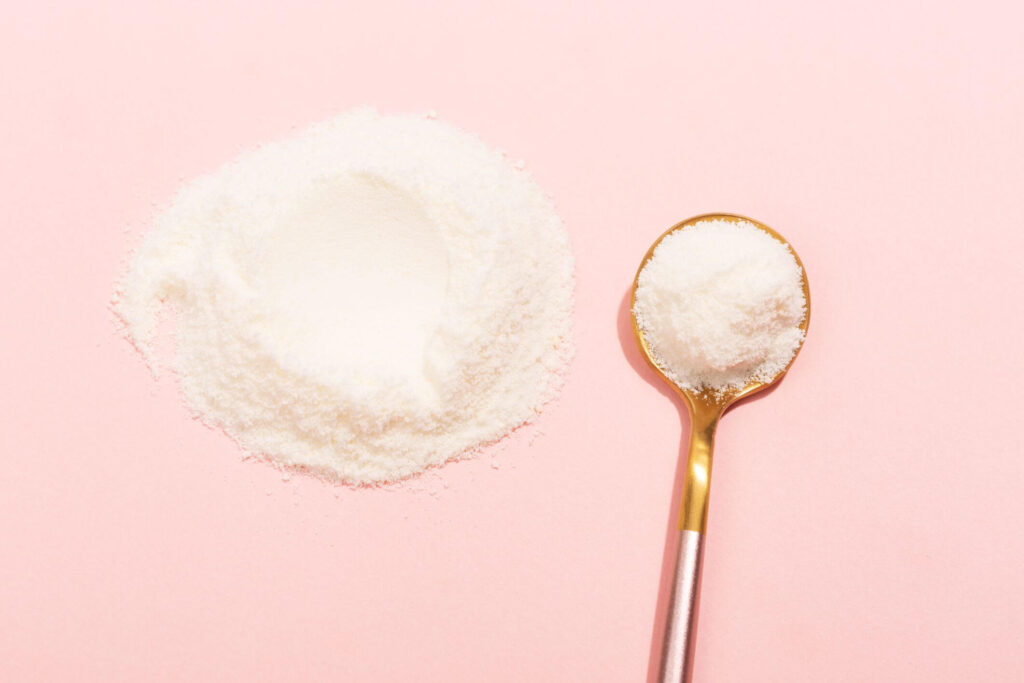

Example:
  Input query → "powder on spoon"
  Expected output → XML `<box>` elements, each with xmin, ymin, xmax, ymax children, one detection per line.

<box><xmin>632</xmin><ymin>218</ymin><xmax>806</xmax><ymax>394</ymax></box>
<box><xmin>115</xmin><ymin>109</ymin><xmax>574</xmax><ymax>484</ymax></box>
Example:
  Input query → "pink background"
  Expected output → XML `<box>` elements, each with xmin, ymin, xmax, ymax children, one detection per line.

<box><xmin>2</xmin><ymin>1</ymin><xmax>1022</xmax><ymax>681</ymax></box>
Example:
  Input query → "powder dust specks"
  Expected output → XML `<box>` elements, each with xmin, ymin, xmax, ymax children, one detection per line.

<box><xmin>116</xmin><ymin>109</ymin><xmax>575</xmax><ymax>485</ymax></box>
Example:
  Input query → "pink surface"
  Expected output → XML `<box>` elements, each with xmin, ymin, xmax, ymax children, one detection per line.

<box><xmin>2</xmin><ymin>2</ymin><xmax>1023</xmax><ymax>681</ymax></box>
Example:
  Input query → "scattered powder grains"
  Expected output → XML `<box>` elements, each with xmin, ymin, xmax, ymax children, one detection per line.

<box><xmin>116</xmin><ymin>110</ymin><xmax>574</xmax><ymax>484</ymax></box>
<box><xmin>633</xmin><ymin>219</ymin><xmax>806</xmax><ymax>394</ymax></box>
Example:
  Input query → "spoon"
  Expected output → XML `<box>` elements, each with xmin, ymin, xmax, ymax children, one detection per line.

<box><xmin>631</xmin><ymin>213</ymin><xmax>810</xmax><ymax>683</ymax></box>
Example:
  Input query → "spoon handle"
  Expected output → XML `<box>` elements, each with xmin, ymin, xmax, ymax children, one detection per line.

<box><xmin>659</xmin><ymin>529</ymin><xmax>705</xmax><ymax>683</ymax></box>
<box><xmin>658</xmin><ymin>411</ymin><xmax>718</xmax><ymax>683</ymax></box>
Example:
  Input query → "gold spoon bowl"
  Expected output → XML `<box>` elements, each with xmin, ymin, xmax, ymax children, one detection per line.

<box><xmin>631</xmin><ymin>213</ymin><xmax>810</xmax><ymax>683</ymax></box>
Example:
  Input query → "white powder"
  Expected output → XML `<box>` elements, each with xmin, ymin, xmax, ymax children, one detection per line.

<box><xmin>633</xmin><ymin>219</ymin><xmax>806</xmax><ymax>394</ymax></box>
<box><xmin>116</xmin><ymin>109</ymin><xmax>574</xmax><ymax>484</ymax></box>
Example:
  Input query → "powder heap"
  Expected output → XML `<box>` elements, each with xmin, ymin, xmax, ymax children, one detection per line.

<box><xmin>116</xmin><ymin>109</ymin><xmax>574</xmax><ymax>484</ymax></box>
<box><xmin>632</xmin><ymin>219</ymin><xmax>806</xmax><ymax>394</ymax></box>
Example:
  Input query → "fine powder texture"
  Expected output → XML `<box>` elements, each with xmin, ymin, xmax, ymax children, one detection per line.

<box><xmin>633</xmin><ymin>219</ymin><xmax>805</xmax><ymax>394</ymax></box>
<box><xmin>116</xmin><ymin>109</ymin><xmax>574</xmax><ymax>484</ymax></box>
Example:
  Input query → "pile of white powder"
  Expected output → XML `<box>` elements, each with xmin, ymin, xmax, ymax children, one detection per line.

<box><xmin>116</xmin><ymin>109</ymin><xmax>574</xmax><ymax>484</ymax></box>
<box><xmin>633</xmin><ymin>219</ymin><xmax>806</xmax><ymax>394</ymax></box>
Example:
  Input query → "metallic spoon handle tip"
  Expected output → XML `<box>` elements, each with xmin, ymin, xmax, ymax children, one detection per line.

<box><xmin>659</xmin><ymin>529</ymin><xmax>705</xmax><ymax>683</ymax></box>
